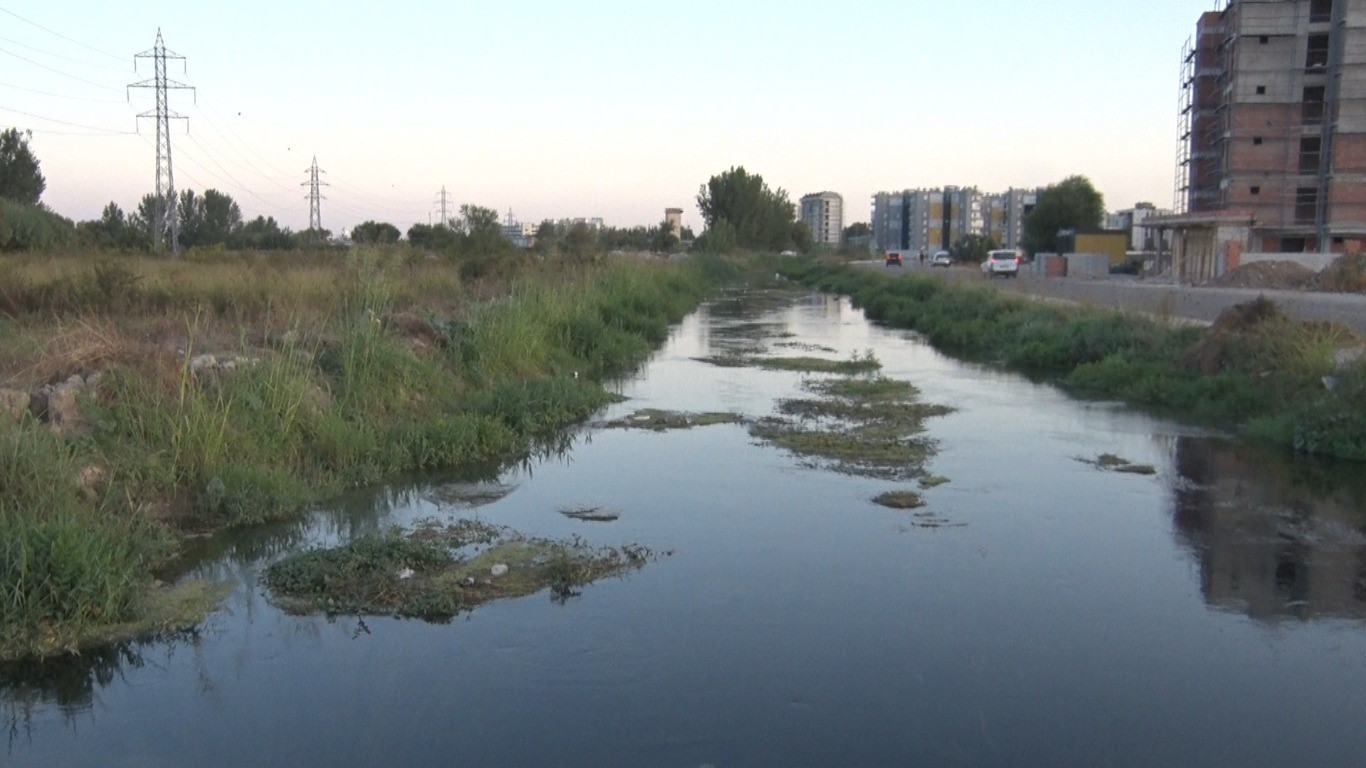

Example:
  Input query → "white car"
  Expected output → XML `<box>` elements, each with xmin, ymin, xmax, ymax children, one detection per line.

<box><xmin>930</xmin><ymin>251</ymin><xmax>953</xmax><ymax>267</ymax></box>
<box><xmin>982</xmin><ymin>249</ymin><xmax>1022</xmax><ymax>278</ymax></box>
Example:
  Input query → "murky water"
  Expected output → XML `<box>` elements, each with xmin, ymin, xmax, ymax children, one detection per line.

<box><xmin>6</xmin><ymin>287</ymin><xmax>1366</xmax><ymax>767</ymax></box>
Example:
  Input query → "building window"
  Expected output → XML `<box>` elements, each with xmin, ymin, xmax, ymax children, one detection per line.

<box><xmin>1306</xmin><ymin>34</ymin><xmax>1329</xmax><ymax>69</ymax></box>
<box><xmin>1303</xmin><ymin>85</ymin><xmax>1326</xmax><ymax>124</ymax></box>
<box><xmin>1256</xmin><ymin>85</ymin><xmax>1266</xmax><ymax>95</ymax></box>
<box><xmin>1253</xmin><ymin>137</ymin><xmax>1263</xmax><ymax>145</ymax></box>
<box><xmin>1310</xmin><ymin>0</ymin><xmax>1333</xmax><ymax>23</ymax></box>
<box><xmin>1295</xmin><ymin>187</ymin><xmax>1318</xmax><ymax>224</ymax></box>
<box><xmin>1259</xmin><ymin>35</ymin><xmax>1269</xmax><ymax>44</ymax></box>
<box><xmin>1299</xmin><ymin>137</ymin><xmax>1322</xmax><ymax>173</ymax></box>
<box><xmin>1251</xmin><ymin>186</ymin><xmax>1261</xmax><ymax>195</ymax></box>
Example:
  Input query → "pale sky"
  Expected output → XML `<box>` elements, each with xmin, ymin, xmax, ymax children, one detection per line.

<box><xmin>2</xmin><ymin>1</ymin><xmax>1222</xmax><ymax>236</ymax></box>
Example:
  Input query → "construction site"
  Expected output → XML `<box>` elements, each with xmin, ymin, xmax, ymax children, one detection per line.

<box><xmin>1161</xmin><ymin>0</ymin><xmax>1366</xmax><ymax>280</ymax></box>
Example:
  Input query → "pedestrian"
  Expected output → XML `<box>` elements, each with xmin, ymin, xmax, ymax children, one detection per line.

<box><xmin>918</xmin><ymin>249</ymin><xmax>926</xmax><ymax>266</ymax></box>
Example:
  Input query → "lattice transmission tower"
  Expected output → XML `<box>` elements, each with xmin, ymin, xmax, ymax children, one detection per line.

<box><xmin>434</xmin><ymin>186</ymin><xmax>451</xmax><ymax>228</ymax></box>
<box><xmin>129</xmin><ymin>29</ymin><xmax>194</xmax><ymax>256</ymax></box>
<box><xmin>303</xmin><ymin>156</ymin><xmax>327</xmax><ymax>232</ymax></box>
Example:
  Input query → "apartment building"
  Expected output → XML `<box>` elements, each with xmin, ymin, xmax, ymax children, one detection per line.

<box><xmin>799</xmin><ymin>192</ymin><xmax>844</xmax><ymax>246</ymax></box>
<box><xmin>871</xmin><ymin>187</ymin><xmax>982</xmax><ymax>253</ymax></box>
<box><xmin>980</xmin><ymin>188</ymin><xmax>1040</xmax><ymax>249</ymax></box>
<box><xmin>1107</xmin><ymin>202</ymin><xmax>1174</xmax><ymax>249</ymax></box>
<box><xmin>1178</xmin><ymin>0</ymin><xmax>1366</xmax><ymax>251</ymax></box>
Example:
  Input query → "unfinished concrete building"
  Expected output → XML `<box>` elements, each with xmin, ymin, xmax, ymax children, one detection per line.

<box><xmin>1176</xmin><ymin>0</ymin><xmax>1366</xmax><ymax>252</ymax></box>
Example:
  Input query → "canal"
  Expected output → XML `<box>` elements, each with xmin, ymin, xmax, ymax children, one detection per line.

<box><xmin>6</xmin><ymin>285</ymin><xmax>1366</xmax><ymax>766</ymax></box>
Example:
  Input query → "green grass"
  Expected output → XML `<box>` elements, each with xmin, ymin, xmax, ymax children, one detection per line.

<box><xmin>0</xmin><ymin>249</ymin><xmax>720</xmax><ymax>659</ymax></box>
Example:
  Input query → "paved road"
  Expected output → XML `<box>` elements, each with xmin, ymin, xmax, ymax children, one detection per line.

<box><xmin>858</xmin><ymin>260</ymin><xmax>1366</xmax><ymax>334</ymax></box>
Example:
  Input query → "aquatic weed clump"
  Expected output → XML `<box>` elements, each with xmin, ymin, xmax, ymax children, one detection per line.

<box><xmin>752</xmin><ymin>375</ymin><xmax>953</xmax><ymax>480</ymax></box>
<box><xmin>264</xmin><ymin>521</ymin><xmax>658</xmax><ymax>620</ymax></box>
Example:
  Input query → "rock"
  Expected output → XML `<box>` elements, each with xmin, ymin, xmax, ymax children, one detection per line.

<box><xmin>0</xmin><ymin>388</ymin><xmax>29</xmax><ymax>424</ymax></box>
<box><xmin>77</xmin><ymin>465</ymin><xmax>108</xmax><ymax>500</ymax></box>
<box><xmin>459</xmin><ymin>576</ymin><xmax>477</xmax><ymax>588</ymax></box>
<box><xmin>490</xmin><ymin>563</ymin><xmax>509</xmax><ymax>577</ymax></box>
<box><xmin>396</xmin><ymin>568</ymin><xmax>415</xmax><ymax>580</ymax></box>
<box><xmin>44</xmin><ymin>380</ymin><xmax>86</xmax><ymax>436</ymax></box>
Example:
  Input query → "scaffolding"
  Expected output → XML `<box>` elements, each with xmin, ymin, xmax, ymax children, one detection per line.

<box><xmin>1174</xmin><ymin>0</ymin><xmax>1366</xmax><ymax>250</ymax></box>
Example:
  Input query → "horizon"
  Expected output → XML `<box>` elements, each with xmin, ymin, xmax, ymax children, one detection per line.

<box><xmin>3</xmin><ymin>1</ymin><xmax>1221</xmax><ymax>237</ymax></box>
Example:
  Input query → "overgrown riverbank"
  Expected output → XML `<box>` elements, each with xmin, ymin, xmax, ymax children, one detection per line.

<box><xmin>0</xmin><ymin>249</ymin><xmax>727</xmax><ymax>659</ymax></box>
<box><xmin>780</xmin><ymin>260</ymin><xmax>1365</xmax><ymax>462</ymax></box>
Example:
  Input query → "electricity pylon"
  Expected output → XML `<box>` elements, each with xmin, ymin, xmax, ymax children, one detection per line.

<box><xmin>303</xmin><ymin>156</ymin><xmax>327</xmax><ymax>233</ymax></box>
<box><xmin>129</xmin><ymin>29</ymin><xmax>194</xmax><ymax>256</ymax></box>
<box><xmin>434</xmin><ymin>186</ymin><xmax>451</xmax><ymax>228</ymax></box>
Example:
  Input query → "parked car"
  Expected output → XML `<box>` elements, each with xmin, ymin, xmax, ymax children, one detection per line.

<box><xmin>885</xmin><ymin>251</ymin><xmax>902</xmax><ymax>267</ymax></box>
<box><xmin>981</xmin><ymin>249</ymin><xmax>1022</xmax><ymax>277</ymax></box>
<box><xmin>930</xmin><ymin>251</ymin><xmax>953</xmax><ymax>267</ymax></box>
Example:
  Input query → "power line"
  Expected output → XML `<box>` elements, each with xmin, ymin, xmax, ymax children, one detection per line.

<box><xmin>0</xmin><ymin>5</ymin><xmax>127</xmax><ymax>62</ymax></box>
<box><xmin>0</xmin><ymin>46</ymin><xmax>121</xmax><ymax>92</ymax></box>
<box><xmin>0</xmin><ymin>34</ymin><xmax>129</xmax><ymax>73</ymax></box>
<box><xmin>0</xmin><ymin>104</ymin><xmax>134</xmax><ymax>133</ymax></box>
<box><xmin>0</xmin><ymin>78</ymin><xmax>126</xmax><ymax>103</ymax></box>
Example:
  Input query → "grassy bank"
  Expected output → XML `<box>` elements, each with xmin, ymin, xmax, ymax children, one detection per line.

<box><xmin>0</xmin><ymin>248</ymin><xmax>725</xmax><ymax>659</ymax></box>
<box><xmin>780</xmin><ymin>260</ymin><xmax>1365</xmax><ymax>462</ymax></box>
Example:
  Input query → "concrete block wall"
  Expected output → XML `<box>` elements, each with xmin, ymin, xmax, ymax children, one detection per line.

<box><xmin>1064</xmin><ymin>253</ymin><xmax>1111</xmax><ymax>279</ymax></box>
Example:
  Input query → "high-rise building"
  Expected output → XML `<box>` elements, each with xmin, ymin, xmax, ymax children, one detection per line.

<box><xmin>871</xmin><ymin>187</ymin><xmax>982</xmax><ymax>253</ymax></box>
<box><xmin>799</xmin><ymin>192</ymin><xmax>844</xmax><ymax>246</ymax></box>
<box><xmin>664</xmin><ymin>208</ymin><xmax>684</xmax><ymax>241</ymax></box>
<box><xmin>980</xmin><ymin>188</ymin><xmax>1040</xmax><ymax>249</ymax></box>
<box><xmin>1177</xmin><ymin>0</ymin><xmax>1366</xmax><ymax>252</ymax></box>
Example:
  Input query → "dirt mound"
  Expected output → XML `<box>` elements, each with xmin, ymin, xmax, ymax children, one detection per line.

<box><xmin>1185</xmin><ymin>297</ymin><xmax>1283</xmax><ymax>374</ymax></box>
<box><xmin>1211</xmin><ymin>260</ymin><xmax>1315</xmax><ymax>290</ymax></box>
<box><xmin>1306</xmin><ymin>253</ymin><xmax>1366</xmax><ymax>294</ymax></box>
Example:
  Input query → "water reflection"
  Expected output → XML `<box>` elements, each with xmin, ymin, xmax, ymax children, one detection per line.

<box><xmin>1172</xmin><ymin>436</ymin><xmax>1366</xmax><ymax>621</ymax></box>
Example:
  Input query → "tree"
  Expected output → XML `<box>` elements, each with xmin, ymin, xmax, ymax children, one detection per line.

<box><xmin>0</xmin><ymin>128</ymin><xmax>45</xmax><ymax>205</ymax></box>
<box><xmin>696</xmin><ymin>166</ymin><xmax>797</xmax><ymax>251</ymax></box>
<box><xmin>76</xmin><ymin>202</ymin><xmax>148</xmax><ymax>250</ymax></box>
<box><xmin>651</xmin><ymin>218</ymin><xmax>680</xmax><ymax>252</ymax></box>
<box><xmin>408</xmin><ymin>222</ymin><xmax>457</xmax><ymax>251</ymax></box>
<box><xmin>229</xmin><ymin>216</ymin><xmax>292</xmax><ymax>250</ymax></box>
<box><xmin>351</xmin><ymin>220</ymin><xmax>401</xmax><ymax>244</ymax></box>
<box><xmin>1022</xmin><ymin>175</ymin><xmax>1105</xmax><ymax>257</ymax></box>
<box><xmin>952</xmin><ymin>233</ymin><xmax>998</xmax><ymax>265</ymax></box>
<box><xmin>176</xmin><ymin>189</ymin><xmax>205</xmax><ymax>247</ymax></box>
<box><xmin>563</xmin><ymin>221</ymin><xmax>598</xmax><ymax>262</ymax></box>
<box><xmin>842</xmin><ymin>222</ymin><xmax>871</xmax><ymax>242</ymax></box>
<box><xmin>200</xmin><ymin>189</ymin><xmax>243</xmax><ymax>245</ymax></box>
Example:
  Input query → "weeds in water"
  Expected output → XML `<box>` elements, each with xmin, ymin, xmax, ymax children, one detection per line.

<box><xmin>780</xmin><ymin>260</ymin><xmax>1365</xmax><ymax>461</ymax></box>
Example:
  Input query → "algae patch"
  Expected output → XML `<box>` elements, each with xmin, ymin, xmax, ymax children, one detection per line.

<box><xmin>264</xmin><ymin>519</ymin><xmax>657</xmax><ymax>619</ymax></box>
<box><xmin>873</xmin><ymin>491</ymin><xmax>926</xmax><ymax>510</ymax></box>
<box><xmin>1</xmin><ymin>580</ymin><xmax>231</xmax><ymax>662</ymax></box>
<box><xmin>560</xmin><ymin>506</ymin><xmax>621</xmax><ymax>522</ymax></box>
<box><xmin>696</xmin><ymin>351</ymin><xmax>882</xmax><ymax>375</ymax></box>
<box><xmin>751</xmin><ymin>375</ymin><xmax>953</xmax><ymax>481</ymax></box>
<box><xmin>602</xmin><ymin>408</ymin><xmax>745</xmax><ymax>431</ymax></box>
<box><xmin>1078</xmin><ymin>453</ymin><xmax>1158</xmax><ymax>476</ymax></box>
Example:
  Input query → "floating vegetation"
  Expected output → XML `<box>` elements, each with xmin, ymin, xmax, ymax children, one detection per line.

<box><xmin>1078</xmin><ymin>453</ymin><xmax>1159</xmax><ymax>476</ymax></box>
<box><xmin>918</xmin><ymin>475</ymin><xmax>951</xmax><ymax>489</ymax></box>
<box><xmin>902</xmin><ymin>510</ymin><xmax>966</xmax><ymax>530</ymax></box>
<box><xmin>751</xmin><ymin>375</ymin><xmax>953</xmax><ymax>481</ymax></box>
<box><xmin>695</xmin><ymin>350</ymin><xmax>882</xmax><ymax>374</ymax></box>
<box><xmin>264</xmin><ymin>520</ymin><xmax>657</xmax><ymax>619</ymax></box>
<box><xmin>602</xmin><ymin>408</ymin><xmax>746</xmax><ymax>431</ymax></box>
<box><xmin>426</xmin><ymin>481</ymin><xmax>518</xmax><ymax>509</ymax></box>
<box><xmin>775</xmin><ymin>341</ymin><xmax>839</xmax><ymax>353</ymax></box>
<box><xmin>560</xmin><ymin>507</ymin><xmax>621</xmax><ymax>522</ymax></box>
<box><xmin>872</xmin><ymin>490</ymin><xmax>926</xmax><ymax>510</ymax></box>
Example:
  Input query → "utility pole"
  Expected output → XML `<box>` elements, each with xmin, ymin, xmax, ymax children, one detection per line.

<box><xmin>434</xmin><ymin>186</ymin><xmax>451</xmax><ymax>228</ymax></box>
<box><xmin>303</xmin><ymin>156</ymin><xmax>327</xmax><ymax>233</ymax></box>
<box><xmin>129</xmin><ymin>29</ymin><xmax>194</xmax><ymax>256</ymax></box>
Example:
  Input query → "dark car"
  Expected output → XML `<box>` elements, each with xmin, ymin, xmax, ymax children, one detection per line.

<box><xmin>885</xmin><ymin>252</ymin><xmax>902</xmax><ymax>267</ymax></box>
